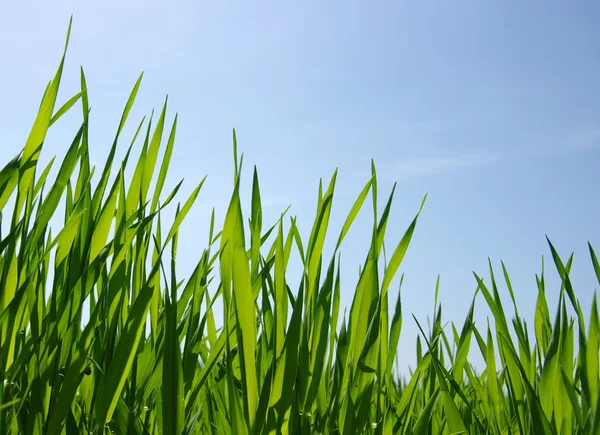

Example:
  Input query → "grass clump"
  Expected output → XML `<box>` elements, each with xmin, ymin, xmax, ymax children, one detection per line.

<box><xmin>1</xmin><ymin>20</ymin><xmax>599</xmax><ymax>434</ymax></box>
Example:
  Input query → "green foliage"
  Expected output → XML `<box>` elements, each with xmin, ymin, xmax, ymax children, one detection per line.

<box><xmin>0</xmin><ymin>22</ymin><xmax>598</xmax><ymax>434</ymax></box>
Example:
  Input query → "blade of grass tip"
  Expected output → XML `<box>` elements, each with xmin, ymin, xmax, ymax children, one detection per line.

<box><xmin>316</xmin><ymin>177</ymin><xmax>323</xmax><ymax>209</ymax></box>
<box><xmin>334</xmin><ymin>175</ymin><xmax>373</xmax><ymax>252</ymax></box>
<box><xmin>80</xmin><ymin>66</ymin><xmax>89</xmax><ymax>122</ymax></box>
<box><xmin>0</xmin><ymin>153</ymin><xmax>21</xmax><ymax>211</ymax></box>
<box><xmin>163</xmin><ymin>177</ymin><xmax>205</xmax><ymax>247</ymax></box>
<box><xmin>546</xmin><ymin>236</ymin><xmax>578</xmax><ymax>313</ymax></box>
<box><xmin>547</xmin><ymin>242</ymin><xmax>588</xmax><ymax>427</ymax></box>
<box><xmin>371</xmin><ymin>160</ymin><xmax>378</xmax><ymax>226</ymax></box>
<box><xmin>142</xmin><ymin>97</ymin><xmax>168</xmax><ymax>211</ymax></box>
<box><xmin>32</xmin><ymin>156</ymin><xmax>56</xmax><ymax>199</ymax></box>
<box><xmin>117</xmin><ymin>73</ymin><xmax>144</xmax><ymax>138</ymax></box>
<box><xmin>151</xmin><ymin>114</ymin><xmax>177</xmax><ymax>213</ymax></box>
<box><xmin>306</xmin><ymin>172</ymin><xmax>336</xmax><ymax>276</ymax></box>
<box><xmin>590</xmin><ymin>243</ymin><xmax>600</xmax><ymax>286</ymax></box>
<box><xmin>48</xmin><ymin>90</ymin><xmax>85</xmax><ymax>127</ymax></box>
<box><xmin>282</xmin><ymin>216</ymin><xmax>294</xmax><ymax>260</ymax></box>
<box><xmin>17</xmin><ymin>17</ymin><xmax>72</xmax><ymax>220</ymax></box>
<box><xmin>304</xmin><ymin>181</ymin><xmax>335</xmax><ymax>327</ymax></box>
<box><xmin>380</xmin><ymin>194</ymin><xmax>426</xmax><ymax>299</ymax></box>
<box><xmin>535</xmin><ymin>264</ymin><xmax>552</xmax><ymax>360</ymax></box>
<box><xmin>26</xmin><ymin>125</ymin><xmax>83</xmax><ymax>257</ymax></box>
<box><xmin>233</xmin><ymin>128</ymin><xmax>239</xmax><ymax>182</ymax></box>
<box><xmin>125</xmin><ymin>110</ymin><xmax>152</xmax><ymax>219</ymax></box>
<box><xmin>250</xmin><ymin>166</ymin><xmax>262</xmax><ymax>280</ymax></box>
<box><xmin>291</xmin><ymin>216</ymin><xmax>305</xmax><ymax>264</ymax></box>
<box><xmin>91</xmin><ymin>91</ymin><xmax>145</xmax><ymax>220</ymax></box>
<box><xmin>375</xmin><ymin>183</ymin><xmax>396</xmax><ymax>256</ymax></box>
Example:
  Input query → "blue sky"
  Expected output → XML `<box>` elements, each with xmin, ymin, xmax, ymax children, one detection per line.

<box><xmin>1</xmin><ymin>1</ymin><xmax>599</xmax><ymax>373</ymax></box>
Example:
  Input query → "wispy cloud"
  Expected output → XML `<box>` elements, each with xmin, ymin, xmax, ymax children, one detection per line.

<box><xmin>562</xmin><ymin>127</ymin><xmax>600</xmax><ymax>151</ymax></box>
<box><xmin>392</xmin><ymin>151</ymin><xmax>510</xmax><ymax>180</ymax></box>
<box><xmin>386</xmin><ymin>127</ymin><xmax>599</xmax><ymax>181</ymax></box>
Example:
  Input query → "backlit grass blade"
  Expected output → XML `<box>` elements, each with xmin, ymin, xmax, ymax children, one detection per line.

<box><xmin>49</xmin><ymin>90</ymin><xmax>85</xmax><ymax>127</ymax></box>
<box><xmin>590</xmin><ymin>243</ymin><xmax>600</xmax><ymax>285</ymax></box>
<box><xmin>0</xmin><ymin>153</ymin><xmax>20</xmax><ymax>211</ymax></box>
<box><xmin>32</xmin><ymin>156</ymin><xmax>56</xmax><ymax>200</ymax></box>
<box><xmin>303</xmin><ymin>256</ymin><xmax>335</xmax><ymax>411</ymax></box>
<box><xmin>334</xmin><ymin>176</ymin><xmax>373</xmax><ymax>252</ymax></box>
<box><xmin>142</xmin><ymin>98</ymin><xmax>168</xmax><ymax>212</ymax></box>
<box><xmin>96</xmin><ymin>266</ymin><xmax>159</xmax><ymax>427</ymax></box>
<box><xmin>380</xmin><ymin>194</ymin><xmax>426</xmax><ymax>298</ymax></box>
<box><xmin>220</xmin><ymin>172</ymin><xmax>258</xmax><ymax>430</ymax></box>
<box><xmin>267</xmin><ymin>283</ymin><xmax>304</xmax><ymax>434</ymax></box>
<box><xmin>16</xmin><ymin>17</ymin><xmax>72</xmax><ymax>220</ymax></box>
<box><xmin>26</xmin><ymin>125</ymin><xmax>83</xmax><ymax>256</ymax></box>
<box><xmin>151</xmin><ymin>114</ymin><xmax>177</xmax><ymax>213</ymax></box>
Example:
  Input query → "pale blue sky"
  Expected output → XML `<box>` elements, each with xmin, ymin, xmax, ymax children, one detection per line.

<box><xmin>1</xmin><ymin>2</ymin><xmax>599</xmax><ymax>373</ymax></box>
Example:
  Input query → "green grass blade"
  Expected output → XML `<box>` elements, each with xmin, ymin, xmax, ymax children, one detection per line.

<box><xmin>96</xmin><ymin>273</ymin><xmax>158</xmax><ymax>427</ymax></box>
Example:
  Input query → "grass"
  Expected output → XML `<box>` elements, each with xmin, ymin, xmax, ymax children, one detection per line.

<box><xmin>1</xmin><ymin>20</ymin><xmax>599</xmax><ymax>434</ymax></box>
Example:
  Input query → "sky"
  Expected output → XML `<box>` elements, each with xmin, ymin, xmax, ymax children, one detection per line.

<box><xmin>1</xmin><ymin>1</ymin><xmax>599</xmax><ymax>374</ymax></box>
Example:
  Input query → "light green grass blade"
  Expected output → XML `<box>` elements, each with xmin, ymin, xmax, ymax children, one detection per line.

<box><xmin>49</xmin><ymin>90</ymin><xmax>85</xmax><ymax>127</ymax></box>
<box><xmin>0</xmin><ymin>154</ymin><xmax>20</xmax><ymax>211</ymax></box>
<box><xmin>220</xmin><ymin>172</ymin><xmax>258</xmax><ymax>430</ymax></box>
<box><xmin>334</xmin><ymin>176</ymin><xmax>373</xmax><ymax>251</ymax></box>
<box><xmin>380</xmin><ymin>194</ymin><xmax>426</xmax><ymax>298</ymax></box>
<box><xmin>16</xmin><ymin>18</ymin><xmax>72</xmax><ymax>219</ymax></box>
<box><xmin>151</xmin><ymin>115</ymin><xmax>177</xmax><ymax>213</ymax></box>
